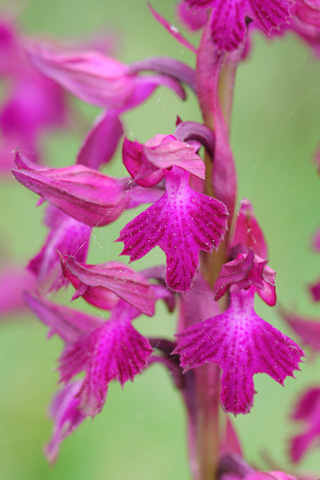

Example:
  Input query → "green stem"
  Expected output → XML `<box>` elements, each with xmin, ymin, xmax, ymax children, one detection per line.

<box><xmin>188</xmin><ymin>23</ymin><xmax>241</xmax><ymax>480</ymax></box>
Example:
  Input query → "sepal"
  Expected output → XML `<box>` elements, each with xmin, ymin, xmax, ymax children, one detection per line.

<box><xmin>60</xmin><ymin>255</ymin><xmax>156</xmax><ymax>316</ymax></box>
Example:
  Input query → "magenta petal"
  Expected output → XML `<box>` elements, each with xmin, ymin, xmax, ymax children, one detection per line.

<box><xmin>230</xmin><ymin>199</ymin><xmax>268</xmax><ymax>259</ymax></box>
<box><xmin>148</xmin><ymin>4</ymin><xmax>197</xmax><ymax>53</ymax></box>
<box><xmin>296</xmin><ymin>0</ymin><xmax>320</xmax><ymax>27</ymax></box>
<box><xmin>281</xmin><ymin>310</ymin><xmax>320</xmax><ymax>352</ymax></box>
<box><xmin>12</xmin><ymin>153</ymin><xmax>127</xmax><ymax>226</ymax></box>
<box><xmin>310</xmin><ymin>279</ymin><xmax>320</xmax><ymax>301</ymax></box>
<box><xmin>129</xmin><ymin>75</ymin><xmax>186</xmax><ymax>104</ymax></box>
<box><xmin>214</xmin><ymin>251</ymin><xmax>276</xmax><ymax>306</ymax></box>
<box><xmin>250</xmin><ymin>0</ymin><xmax>294</xmax><ymax>34</ymax></box>
<box><xmin>25</xmin><ymin>292</ymin><xmax>103</xmax><ymax>343</ymax></box>
<box><xmin>290</xmin><ymin>387</ymin><xmax>320</xmax><ymax>462</ymax></box>
<box><xmin>28</xmin><ymin>207</ymin><xmax>91</xmax><ymax>292</ymax></box>
<box><xmin>292</xmin><ymin>387</ymin><xmax>320</xmax><ymax>420</ymax></box>
<box><xmin>177</xmin><ymin>2</ymin><xmax>209</xmax><ymax>30</ymax></box>
<box><xmin>175</xmin><ymin>288</ymin><xmax>304</xmax><ymax>415</ymax></box>
<box><xmin>61</xmin><ymin>310</ymin><xmax>153</xmax><ymax>416</ymax></box>
<box><xmin>28</xmin><ymin>43</ymin><xmax>186</xmax><ymax>110</ymax></box>
<box><xmin>118</xmin><ymin>168</ymin><xmax>228</xmax><ymax>292</ymax></box>
<box><xmin>220</xmin><ymin>418</ymin><xmax>243</xmax><ymax>456</ymax></box>
<box><xmin>77</xmin><ymin>110</ymin><xmax>124</xmax><ymax>169</ymax></box>
<box><xmin>27</xmin><ymin>44</ymin><xmax>135</xmax><ymax>108</ymax></box>
<box><xmin>209</xmin><ymin>0</ymin><xmax>248</xmax><ymax>52</ymax></box>
<box><xmin>122</xmin><ymin>138</ymin><xmax>164</xmax><ymax>188</ymax></box>
<box><xmin>124</xmin><ymin>182</ymin><xmax>165</xmax><ymax>209</ymax></box>
<box><xmin>123</xmin><ymin>134</ymin><xmax>205</xmax><ymax>187</ymax></box>
<box><xmin>44</xmin><ymin>381</ymin><xmax>85</xmax><ymax>464</ymax></box>
<box><xmin>205</xmin><ymin>0</ymin><xmax>293</xmax><ymax>52</ymax></box>
<box><xmin>60</xmin><ymin>255</ymin><xmax>156</xmax><ymax>316</ymax></box>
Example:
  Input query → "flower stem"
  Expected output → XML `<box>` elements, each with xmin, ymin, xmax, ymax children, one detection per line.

<box><xmin>187</xmin><ymin>21</ymin><xmax>241</xmax><ymax>480</ymax></box>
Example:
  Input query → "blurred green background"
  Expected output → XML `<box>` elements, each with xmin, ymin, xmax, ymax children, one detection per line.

<box><xmin>1</xmin><ymin>0</ymin><xmax>320</xmax><ymax>478</ymax></box>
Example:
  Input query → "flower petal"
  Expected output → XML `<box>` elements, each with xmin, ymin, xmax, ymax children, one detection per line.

<box><xmin>281</xmin><ymin>310</ymin><xmax>320</xmax><ymax>352</ymax></box>
<box><xmin>12</xmin><ymin>152</ymin><xmax>127</xmax><ymax>226</ymax></box>
<box><xmin>25</xmin><ymin>292</ymin><xmax>103</xmax><ymax>343</ymax></box>
<box><xmin>60</xmin><ymin>304</ymin><xmax>153</xmax><ymax>416</ymax></box>
<box><xmin>123</xmin><ymin>134</ymin><xmax>205</xmax><ymax>187</ymax></box>
<box><xmin>77</xmin><ymin>110</ymin><xmax>124</xmax><ymax>169</ymax></box>
<box><xmin>117</xmin><ymin>168</ymin><xmax>228</xmax><ymax>292</ymax></box>
<box><xmin>60</xmin><ymin>255</ymin><xmax>156</xmax><ymax>316</ymax></box>
<box><xmin>250</xmin><ymin>0</ymin><xmax>294</xmax><ymax>34</ymax></box>
<box><xmin>290</xmin><ymin>387</ymin><xmax>320</xmax><ymax>462</ymax></box>
<box><xmin>27</xmin><ymin>44</ymin><xmax>135</xmax><ymax>108</ymax></box>
<box><xmin>148</xmin><ymin>4</ymin><xmax>197</xmax><ymax>53</ymax></box>
<box><xmin>28</xmin><ymin>207</ymin><xmax>91</xmax><ymax>292</ymax></box>
<box><xmin>214</xmin><ymin>251</ymin><xmax>276</xmax><ymax>306</ymax></box>
<box><xmin>230</xmin><ymin>199</ymin><xmax>268</xmax><ymax>259</ymax></box>
<box><xmin>175</xmin><ymin>288</ymin><xmax>304</xmax><ymax>414</ymax></box>
<box><xmin>44</xmin><ymin>381</ymin><xmax>85</xmax><ymax>464</ymax></box>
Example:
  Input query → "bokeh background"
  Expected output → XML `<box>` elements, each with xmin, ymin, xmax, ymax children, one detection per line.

<box><xmin>0</xmin><ymin>0</ymin><xmax>320</xmax><ymax>479</ymax></box>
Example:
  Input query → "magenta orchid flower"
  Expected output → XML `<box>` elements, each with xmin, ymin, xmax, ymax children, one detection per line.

<box><xmin>118</xmin><ymin>166</ymin><xmax>228</xmax><ymax>292</ymax></box>
<box><xmin>175</xmin><ymin>200</ymin><xmax>303</xmax><ymax>414</ymax></box>
<box><xmin>175</xmin><ymin>286</ymin><xmax>304</xmax><ymax>414</ymax></box>
<box><xmin>25</xmin><ymin>293</ymin><xmax>153</xmax><ymax>418</ymax></box>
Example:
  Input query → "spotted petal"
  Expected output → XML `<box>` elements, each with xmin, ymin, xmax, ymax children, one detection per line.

<box><xmin>60</xmin><ymin>302</ymin><xmax>153</xmax><ymax>416</ymax></box>
<box><xmin>117</xmin><ymin>167</ymin><xmax>228</xmax><ymax>292</ymax></box>
<box><xmin>184</xmin><ymin>0</ymin><xmax>294</xmax><ymax>52</ymax></box>
<box><xmin>175</xmin><ymin>288</ymin><xmax>304</xmax><ymax>414</ymax></box>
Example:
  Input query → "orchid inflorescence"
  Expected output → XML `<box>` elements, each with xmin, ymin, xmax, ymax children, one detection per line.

<box><xmin>2</xmin><ymin>1</ymin><xmax>320</xmax><ymax>479</ymax></box>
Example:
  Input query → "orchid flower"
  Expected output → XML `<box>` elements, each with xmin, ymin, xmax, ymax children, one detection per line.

<box><xmin>25</xmin><ymin>293</ymin><xmax>154</xmax><ymax>418</ymax></box>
